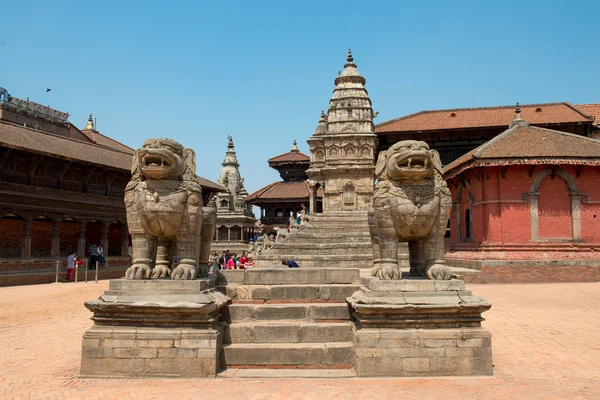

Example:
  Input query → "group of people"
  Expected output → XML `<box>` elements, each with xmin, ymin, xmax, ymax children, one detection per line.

<box><xmin>208</xmin><ymin>250</ymin><xmax>254</xmax><ymax>273</ymax></box>
<box><xmin>89</xmin><ymin>243</ymin><xmax>106</xmax><ymax>268</ymax></box>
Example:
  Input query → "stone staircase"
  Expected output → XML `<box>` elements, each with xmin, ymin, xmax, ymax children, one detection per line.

<box><xmin>217</xmin><ymin>268</ymin><xmax>360</xmax><ymax>377</ymax></box>
<box><xmin>253</xmin><ymin>211</ymin><xmax>409</xmax><ymax>269</ymax></box>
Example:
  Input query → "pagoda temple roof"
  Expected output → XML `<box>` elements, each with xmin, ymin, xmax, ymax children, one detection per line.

<box><xmin>268</xmin><ymin>140</ymin><xmax>310</xmax><ymax>167</ymax></box>
<box><xmin>376</xmin><ymin>102</ymin><xmax>594</xmax><ymax>134</ymax></box>
<box><xmin>443</xmin><ymin>112</ymin><xmax>600</xmax><ymax>179</ymax></box>
<box><xmin>245</xmin><ymin>181</ymin><xmax>322</xmax><ymax>203</ymax></box>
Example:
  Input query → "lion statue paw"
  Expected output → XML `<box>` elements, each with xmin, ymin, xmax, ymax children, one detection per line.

<box><xmin>377</xmin><ymin>263</ymin><xmax>401</xmax><ymax>280</ymax></box>
<box><xmin>171</xmin><ymin>265</ymin><xmax>197</xmax><ymax>280</ymax></box>
<box><xmin>151</xmin><ymin>265</ymin><xmax>171</xmax><ymax>279</ymax></box>
<box><xmin>426</xmin><ymin>262</ymin><xmax>452</xmax><ymax>281</ymax></box>
<box><xmin>125</xmin><ymin>264</ymin><xmax>153</xmax><ymax>280</ymax></box>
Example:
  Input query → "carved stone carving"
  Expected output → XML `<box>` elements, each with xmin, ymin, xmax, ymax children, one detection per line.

<box><xmin>124</xmin><ymin>138</ymin><xmax>215</xmax><ymax>280</ymax></box>
<box><xmin>370</xmin><ymin>140</ymin><xmax>452</xmax><ymax>280</ymax></box>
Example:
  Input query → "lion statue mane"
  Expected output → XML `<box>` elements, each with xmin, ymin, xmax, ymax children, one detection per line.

<box><xmin>369</xmin><ymin>140</ymin><xmax>452</xmax><ymax>281</ymax></box>
<box><xmin>124</xmin><ymin>138</ymin><xmax>216</xmax><ymax>280</ymax></box>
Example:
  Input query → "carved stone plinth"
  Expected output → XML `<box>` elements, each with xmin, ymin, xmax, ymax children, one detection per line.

<box><xmin>347</xmin><ymin>277</ymin><xmax>493</xmax><ymax>377</ymax></box>
<box><xmin>81</xmin><ymin>279</ymin><xmax>231</xmax><ymax>378</ymax></box>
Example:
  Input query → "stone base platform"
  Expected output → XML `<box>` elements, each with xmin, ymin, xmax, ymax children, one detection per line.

<box><xmin>347</xmin><ymin>277</ymin><xmax>493</xmax><ymax>377</ymax></box>
<box><xmin>80</xmin><ymin>278</ymin><xmax>231</xmax><ymax>378</ymax></box>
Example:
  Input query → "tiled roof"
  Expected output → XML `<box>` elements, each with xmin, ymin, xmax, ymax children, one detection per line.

<box><xmin>575</xmin><ymin>104</ymin><xmax>600</xmax><ymax>126</ymax></box>
<box><xmin>0</xmin><ymin>120</ymin><xmax>132</xmax><ymax>170</ymax></box>
<box><xmin>80</xmin><ymin>129</ymin><xmax>135</xmax><ymax>154</ymax></box>
<box><xmin>443</xmin><ymin>121</ymin><xmax>600</xmax><ymax>179</ymax></box>
<box><xmin>245</xmin><ymin>181</ymin><xmax>322</xmax><ymax>202</ymax></box>
<box><xmin>376</xmin><ymin>102</ymin><xmax>594</xmax><ymax>133</ymax></box>
<box><xmin>0</xmin><ymin>120</ymin><xmax>225</xmax><ymax>192</ymax></box>
<box><xmin>268</xmin><ymin>151</ymin><xmax>310</xmax><ymax>164</ymax></box>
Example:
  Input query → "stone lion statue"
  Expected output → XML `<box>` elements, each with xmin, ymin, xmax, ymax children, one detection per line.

<box><xmin>124</xmin><ymin>138</ymin><xmax>216</xmax><ymax>280</ymax></box>
<box><xmin>370</xmin><ymin>140</ymin><xmax>452</xmax><ymax>281</ymax></box>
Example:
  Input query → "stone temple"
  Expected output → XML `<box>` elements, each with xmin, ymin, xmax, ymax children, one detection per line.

<box><xmin>307</xmin><ymin>49</ymin><xmax>378</xmax><ymax>213</ymax></box>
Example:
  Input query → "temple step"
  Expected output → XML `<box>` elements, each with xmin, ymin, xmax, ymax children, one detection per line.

<box><xmin>222</xmin><ymin>342</ymin><xmax>355</xmax><ymax>368</ymax></box>
<box><xmin>218</xmin><ymin>368</ymin><xmax>355</xmax><ymax>378</ymax></box>
<box><xmin>224</xmin><ymin>321</ymin><xmax>353</xmax><ymax>344</ymax></box>
<box><xmin>224</xmin><ymin>303</ymin><xmax>351</xmax><ymax>322</ymax></box>
<box><xmin>218</xmin><ymin>283</ymin><xmax>362</xmax><ymax>301</ymax></box>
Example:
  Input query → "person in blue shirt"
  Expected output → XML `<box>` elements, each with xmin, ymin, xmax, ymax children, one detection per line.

<box><xmin>282</xmin><ymin>259</ymin><xmax>300</xmax><ymax>268</ymax></box>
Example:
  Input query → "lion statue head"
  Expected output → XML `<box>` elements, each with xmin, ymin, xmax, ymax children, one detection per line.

<box><xmin>375</xmin><ymin>140</ymin><xmax>443</xmax><ymax>183</ymax></box>
<box><xmin>126</xmin><ymin>138</ymin><xmax>201</xmax><ymax>192</ymax></box>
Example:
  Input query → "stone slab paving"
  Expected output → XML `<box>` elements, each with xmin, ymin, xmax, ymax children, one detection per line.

<box><xmin>1</xmin><ymin>281</ymin><xmax>599</xmax><ymax>399</ymax></box>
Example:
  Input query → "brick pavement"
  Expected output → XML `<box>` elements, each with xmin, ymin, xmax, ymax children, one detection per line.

<box><xmin>0</xmin><ymin>280</ymin><xmax>599</xmax><ymax>399</ymax></box>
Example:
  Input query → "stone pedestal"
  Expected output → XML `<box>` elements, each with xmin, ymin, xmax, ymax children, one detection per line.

<box><xmin>347</xmin><ymin>276</ymin><xmax>493</xmax><ymax>377</ymax></box>
<box><xmin>81</xmin><ymin>279</ymin><xmax>230</xmax><ymax>378</ymax></box>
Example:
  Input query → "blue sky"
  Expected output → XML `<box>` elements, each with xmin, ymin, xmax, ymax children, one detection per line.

<box><xmin>1</xmin><ymin>0</ymin><xmax>599</xmax><ymax>196</ymax></box>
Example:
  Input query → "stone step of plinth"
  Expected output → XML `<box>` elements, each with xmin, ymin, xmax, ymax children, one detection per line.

<box><xmin>270</xmin><ymin>244</ymin><xmax>374</xmax><ymax>255</ymax></box>
<box><xmin>218</xmin><ymin>368</ymin><xmax>355</xmax><ymax>378</ymax></box>
<box><xmin>223</xmin><ymin>303</ymin><xmax>351</xmax><ymax>322</ymax></box>
<box><xmin>224</xmin><ymin>321</ymin><xmax>353</xmax><ymax>343</ymax></box>
<box><xmin>217</xmin><ymin>268</ymin><xmax>361</xmax><ymax>285</ymax></box>
<box><xmin>218</xmin><ymin>283</ymin><xmax>362</xmax><ymax>301</ymax></box>
<box><xmin>251</xmin><ymin>254</ymin><xmax>409</xmax><ymax>269</ymax></box>
<box><xmin>281</xmin><ymin>232</ymin><xmax>372</xmax><ymax>242</ymax></box>
<box><xmin>222</xmin><ymin>342</ymin><xmax>355</xmax><ymax>368</ymax></box>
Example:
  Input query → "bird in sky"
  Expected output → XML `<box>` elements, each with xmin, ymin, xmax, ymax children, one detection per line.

<box><xmin>46</xmin><ymin>88</ymin><xmax>51</xmax><ymax>92</ymax></box>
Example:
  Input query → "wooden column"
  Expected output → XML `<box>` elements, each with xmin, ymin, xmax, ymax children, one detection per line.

<box><xmin>78</xmin><ymin>220</ymin><xmax>87</xmax><ymax>257</ymax></box>
<box><xmin>21</xmin><ymin>217</ymin><xmax>33</xmax><ymax>259</ymax></box>
<box><xmin>101</xmin><ymin>223</ymin><xmax>109</xmax><ymax>256</ymax></box>
<box><xmin>51</xmin><ymin>220</ymin><xmax>61</xmax><ymax>257</ymax></box>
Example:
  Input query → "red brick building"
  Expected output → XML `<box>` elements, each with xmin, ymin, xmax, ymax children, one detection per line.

<box><xmin>443</xmin><ymin>107</ymin><xmax>600</xmax><ymax>283</ymax></box>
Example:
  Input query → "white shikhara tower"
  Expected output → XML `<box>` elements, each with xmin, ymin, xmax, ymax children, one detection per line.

<box><xmin>307</xmin><ymin>49</ymin><xmax>378</xmax><ymax>212</ymax></box>
<box><xmin>213</xmin><ymin>136</ymin><xmax>255</xmax><ymax>244</ymax></box>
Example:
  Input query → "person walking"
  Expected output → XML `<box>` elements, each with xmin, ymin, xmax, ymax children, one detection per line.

<box><xmin>66</xmin><ymin>251</ymin><xmax>76</xmax><ymax>282</ymax></box>
<box><xmin>89</xmin><ymin>243</ymin><xmax>98</xmax><ymax>269</ymax></box>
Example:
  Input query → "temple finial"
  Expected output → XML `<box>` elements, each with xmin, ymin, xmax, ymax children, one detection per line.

<box><xmin>228</xmin><ymin>135</ymin><xmax>234</xmax><ymax>149</ymax></box>
<box><xmin>291</xmin><ymin>140</ymin><xmax>299</xmax><ymax>152</ymax></box>
<box><xmin>344</xmin><ymin>48</ymin><xmax>356</xmax><ymax>68</ymax></box>
<box><xmin>85</xmin><ymin>113</ymin><xmax>95</xmax><ymax>130</ymax></box>
<box><xmin>510</xmin><ymin>102</ymin><xmax>528</xmax><ymax>128</ymax></box>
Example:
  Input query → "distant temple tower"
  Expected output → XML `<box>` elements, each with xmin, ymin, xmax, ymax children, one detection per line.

<box><xmin>212</xmin><ymin>136</ymin><xmax>256</xmax><ymax>251</ymax></box>
<box><xmin>307</xmin><ymin>49</ymin><xmax>378</xmax><ymax>212</ymax></box>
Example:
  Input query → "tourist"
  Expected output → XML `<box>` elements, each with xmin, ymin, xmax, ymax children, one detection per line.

<box><xmin>296</xmin><ymin>211</ymin><xmax>302</xmax><ymax>225</ymax></box>
<box><xmin>238</xmin><ymin>250</ymin><xmax>249</xmax><ymax>270</ymax></box>
<box><xmin>227</xmin><ymin>254</ymin><xmax>236</xmax><ymax>270</ymax></box>
<box><xmin>282</xmin><ymin>259</ymin><xmax>300</xmax><ymax>268</ymax></box>
<box><xmin>209</xmin><ymin>250</ymin><xmax>219</xmax><ymax>274</ymax></box>
<box><xmin>98</xmin><ymin>244</ymin><xmax>105</xmax><ymax>266</ymax></box>
<box><xmin>89</xmin><ymin>242</ymin><xmax>98</xmax><ymax>269</ymax></box>
<box><xmin>301</xmin><ymin>203</ymin><xmax>309</xmax><ymax>215</ymax></box>
<box><xmin>219</xmin><ymin>251</ymin><xmax>228</xmax><ymax>269</ymax></box>
<box><xmin>66</xmin><ymin>251</ymin><xmax>76</xmax><ymax>282</ymax></box>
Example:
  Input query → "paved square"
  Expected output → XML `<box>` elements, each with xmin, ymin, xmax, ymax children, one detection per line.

<box><xmin>0</xmin><ymin>280</ymin><xmax>598</xmax><ymax>399</ymax></box>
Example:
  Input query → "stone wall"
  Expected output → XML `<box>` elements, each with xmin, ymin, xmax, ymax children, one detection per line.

<box><xmin>354</xmin><ymin>327</ymin><xmax>493</xmax><ymax>377</ymax></box>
